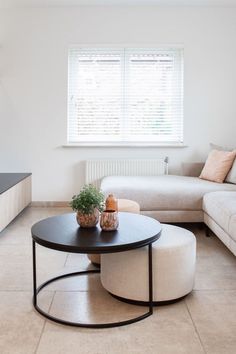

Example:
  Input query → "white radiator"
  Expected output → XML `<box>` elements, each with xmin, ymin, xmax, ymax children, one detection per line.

<box><xmin>85</xmin><ymin>158</ymin><xmax>168</xmax><ymax>188</ymax></box>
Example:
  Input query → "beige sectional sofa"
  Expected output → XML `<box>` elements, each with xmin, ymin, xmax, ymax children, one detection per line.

<box><xmin>203</xmin><ymin>191</ymin><xmax>236</xmax><ymax>256</ymax></box>
<box><xmin>101</xmin><ymin>165</ymin><xmax>236</xmax><ymax>256</ymax></box>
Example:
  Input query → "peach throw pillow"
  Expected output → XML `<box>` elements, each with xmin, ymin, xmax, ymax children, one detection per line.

<box><xmin>199</xmin><ymin>149</ymin><xmax>236</xmax><ymax>183</ymax></box>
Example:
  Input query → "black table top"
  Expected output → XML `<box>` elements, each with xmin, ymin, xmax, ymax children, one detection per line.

<box><xmin>0</xmin><ymin>173</ymin><xmax>31</xmax><ymax>194</ymax></box>
<box><xmin>31</xmin><ymin>212</ymin><xmax>162</xmax><ymax>254</ymax></box>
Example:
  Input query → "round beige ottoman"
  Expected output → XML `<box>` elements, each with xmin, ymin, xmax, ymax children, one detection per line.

<box><xmin>87</xmin><ymin>199</ymin><xmax>140</xmax><ymax>266</ymax></box>
<box><xmin>101</xmin><ymin>224</ymin><xmax>196</xmax><ymax>303</ymax></box>
<box><xmin>117</xmin><ymin>199</ymin><xmax>140</xmax><ymax>213</ymax></box>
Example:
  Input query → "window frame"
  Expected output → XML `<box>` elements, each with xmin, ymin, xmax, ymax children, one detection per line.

<box><xmin>66</xmin><ymin>45</ymin><xmax>184</xmax><ymax>147</ymax></box>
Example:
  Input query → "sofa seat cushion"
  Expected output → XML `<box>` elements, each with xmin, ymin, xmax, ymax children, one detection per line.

<box><xmin>101</xmin><ymin>175</ymin><xmax>236</xmax><ymax>212</ymax></box>
<box><xmin>203</xmin><ymin>191</ymin><xmax>236</xmax><ymax>235</ymax></box>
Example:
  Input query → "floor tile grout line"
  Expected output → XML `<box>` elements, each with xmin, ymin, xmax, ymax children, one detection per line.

<box><xmin>0</xmin><ymin>290</ymin><xmax>57</xmax><ymax>292</ymax></box>
<box><xmin>0</xmin><ymin>289</ymin><xmax>105</xmax><ymax>295</ymax></box>
<box><xmin>34</xmin><ymin>291</ymin><xmax>56</xmax><ymax>354</ymax></box>
<box><xmin>34</xmin><ymin>289</ymin><xmax>103</xmax><ymax>293</ymax></box>
<box><xmin>2</xmin><ymin>288</ymin><xmax>236</xmax><ymax>293</ymax></box>
<box><xmin>64</xmin><ymin>253</ymin><xmax>69</xmax><ymax>267</ymax></box>
<box><xmin>193</xmin><ymin>288</ymin><xmax>236</xmax><ymax>292</ymax></box>
<box><xmin>184</xmin><ymin>298</ymin><xmax>207</xmax><ymax>354</ymax></box>
<box><xmin>33</xmin><ymin>318</ymin><xmax>47</xmax><ymax>354</ymax></box>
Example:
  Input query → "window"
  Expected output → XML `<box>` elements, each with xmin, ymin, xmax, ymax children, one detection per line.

<box><xmin>67</xmin><ymin>47</ymin><xmax>183</xmax><ymax>145</ymax></box>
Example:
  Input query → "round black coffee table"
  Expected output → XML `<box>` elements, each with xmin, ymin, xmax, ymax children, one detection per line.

<box><xmin>31</xmin><ymin>212</ymin><xmax>162</xmax><ymax>328</ymax></box>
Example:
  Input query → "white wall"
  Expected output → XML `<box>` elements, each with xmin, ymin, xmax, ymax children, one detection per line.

<box><xmin>0</xmin><ymin>6</ymin><xmax>236</xmax><ymax>201</ymax></box>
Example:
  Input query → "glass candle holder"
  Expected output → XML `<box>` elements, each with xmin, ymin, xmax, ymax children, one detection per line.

<box><xmin>100</xmin><ymin>210</ymin><xmax>119</xmax><ymax>231</ymax></box>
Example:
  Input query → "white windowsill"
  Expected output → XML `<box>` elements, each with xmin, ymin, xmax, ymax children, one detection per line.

<box><xmin>62</xmin><ymin>143</ymin><xmax>187</xmax><ymax>148</ymax></box>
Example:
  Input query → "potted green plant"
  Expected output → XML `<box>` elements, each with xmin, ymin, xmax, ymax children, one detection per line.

<box><xmin>70</xmin><ymin>184</ymin><xmax>105</xmax><ymax>228</ymax></box>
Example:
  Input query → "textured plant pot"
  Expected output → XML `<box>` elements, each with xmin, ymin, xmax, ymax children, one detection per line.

<box><xmin>100</xmin><ymin>210</ymin><xmax>119</xmax><ymax>231</ymax></box>
<box><xmin>76</xmin><ymin>209</ymin><xmax>99</xmax><ymax>228</ymax></box>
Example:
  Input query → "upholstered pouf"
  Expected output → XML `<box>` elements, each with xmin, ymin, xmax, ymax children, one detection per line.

<box><xmin>117</xmin><ymin>199</ymin><xmax>140</xmax><ymax>214</ymax></box>
<box><xmin>101</xmin><ymin>224</ymin><xmax>196</xmax><ymax>303</ymax></box>
<box><xmin>87</xmin><ymin>199</ymin><xmax>140</xmax><ymax>266</ymax></box>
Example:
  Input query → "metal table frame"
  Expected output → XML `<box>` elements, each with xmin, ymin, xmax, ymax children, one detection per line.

<box><xmin>32</xmin><ymin>240</ymin><xmax>154</xmax><ymax>329</ymax></box>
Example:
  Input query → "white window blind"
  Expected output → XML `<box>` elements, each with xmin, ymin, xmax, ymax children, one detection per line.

<box><xmin>68</xmin><ymin>47</ymin><xmax>183</xmax><ymax>145</ymax></box>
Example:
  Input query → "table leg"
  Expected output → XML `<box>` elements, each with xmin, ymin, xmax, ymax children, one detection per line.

<box><xmin>148</xmin><ymin>243</ymin><xmax>153</xmax><ymax>314</ymax></box>
<box><xmin>32</xmin><ymin>240</ymin><xmax>37</xmax><ymax>306</ymax></box>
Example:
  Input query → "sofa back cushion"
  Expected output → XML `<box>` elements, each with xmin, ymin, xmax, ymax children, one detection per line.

<box><xmin>225</xmin><ymin>163</ymin><xmax>236</xmax><ymax>184</ymax></box>
<box><xmin>182</xmin><ymin>162</ymin><xmax>205</xmax><ymax>177</ymax></box>
<box><xmin>199</xmin><ymin>149</ymin><xmax>236</xmax><ymax>183</ymax></box>
<box><xmin>209</xmin><ymin>143</ymin><xmax>236</xmax><ymax>184</ymax></box>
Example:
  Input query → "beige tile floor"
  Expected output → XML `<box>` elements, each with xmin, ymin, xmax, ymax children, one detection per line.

<box><xmin>0</xmin><ymin>207</ymin><xmax>236</xmax><ymax>354</ymax></box>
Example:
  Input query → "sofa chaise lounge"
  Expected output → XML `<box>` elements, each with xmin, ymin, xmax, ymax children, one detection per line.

<box><xmin>101</xmin><ymin>163</ymin><xmax>236</xmax><ymax>256</ymax></box>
